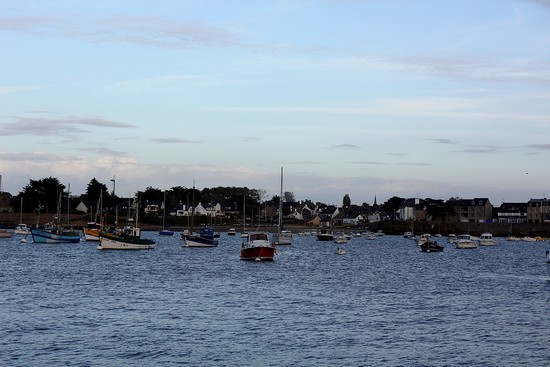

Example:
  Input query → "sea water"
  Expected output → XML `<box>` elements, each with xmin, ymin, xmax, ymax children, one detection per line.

<box><xmin>1</xmin><ymin>233</ymin><xmax>549</xmax><ymax>366</ymax></box>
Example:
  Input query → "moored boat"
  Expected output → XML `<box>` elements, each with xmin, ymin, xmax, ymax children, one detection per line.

<box><xmin>83</xmin><ymin>222</ymin><xmax>101</xmax><ymax>241</ymax></box>
<box><xmin>31</xmin><ymin>226</ymin><xmax>81</xmax><ymax>243</ymax></box>
<box><xmin>227</xmin><ymin>228</ymin><xmax>236</xmax><ymax>236</ymax></box>
<box><xmin>98</xmin><ymin>226</ymin><xmax>155</xmax><ymax>250</ymax></box>
<box><xmin>316</xmin><ymin>229</ymin><xmax>334</xmax><ymax>241</ymax></box>
<box><xmin>0</xmin><ymin>229</ymin><xmax>14</xmax><ymax>238</ymax></box>
<box><xmin>455</xmin><ymin>234</ymin><xmax>478</xmax><ymax>249</ymax></box>
<box><xmin>240</xmin><ymin>231</ymin><xmax>275</xmax><ymax>261</ymax></box>
<box><xmin>184</xmin><ymin>227</ymin><xmax>218</xmax><ymax>247</ymax></box>
<box><xmin>420</xmin><ymin>239</ymin><xmax>444</xmax><ymax>252</ymax></box>
<box><xmin>478</xmin><ymin>232</ymin><xmax>496</xmax><ymax>246</ymax></box>
<box><xmin>15</xmin><ymin>223</ymin><xmax>30</xmax><ymax>235</ymax></box>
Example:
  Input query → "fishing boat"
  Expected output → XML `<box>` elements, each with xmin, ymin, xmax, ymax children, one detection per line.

<box><xmin>240</xmin><ymin>231</ymin><xmax>276</xmax><ymax>261</ymax></box>
<box><xmin>98</xmin><ymin>194</ymin><xmax>155</xmax><ymax>250</ymax></box>
<box><xmin>83</xmin><ymin>222</ymin><xmax>101</xmax><ymax>241</ymax></box>
<box><xmin>273</xmin><ymin>167</ymin><xmax>293</xmax><ymax>245</ymax></box>
<box><xmin>159</xmin><ymin>191</ymin><xmax>174</xmax><ymax>236</ymax></box>
<box><xmin>31</xmin><ymin>184</ymin><xmax>81</xmax><ymax>244</ymax></box>
<box><xmin>99</xmin><ymin>226</ymin><xmax>155</xmax><ymax>250</ymax></box>
<box><xmin>31</xmin><ymin>225</ymin><xmax>81</xmax><ymax>243</ymax></box>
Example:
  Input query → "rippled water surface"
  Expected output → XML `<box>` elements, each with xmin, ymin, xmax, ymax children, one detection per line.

<box><xmin>1</xmin><ymin>233</ymin><xmax>550</xmax><ymax>366</ymax></box>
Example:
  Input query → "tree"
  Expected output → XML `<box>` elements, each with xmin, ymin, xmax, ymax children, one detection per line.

<box><xmin>19</xmin><ymin>176</ymin><xmax>65</xmax><ymax>213</ymax></box>
<box><xmin>343</xmin><ymin>194</ymin><xmax>351</xmax><ymax>208</ymax></box>
<box><xmin>84</xmin><ymin>178</ymin><xmax>109</xmax><ymax>201</ymax></box>
<box><xmin>382</xmin><ymin>196</ymin><xmax>405</xmax><ymax>219</ymax></box>
<box><xmin>283</xmin><ymin>191</ymin><xmax>295</xmax><ymax>203</ymax></box>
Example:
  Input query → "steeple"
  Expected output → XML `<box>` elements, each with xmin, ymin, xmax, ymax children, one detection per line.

<box><xmin>373</xmin><ymin>195</ymin><xmax>377</xmax><ymax>206</ymax></box>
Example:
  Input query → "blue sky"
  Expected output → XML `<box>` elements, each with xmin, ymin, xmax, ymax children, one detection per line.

<box><xmin>1</xmin><ymin>0</ymin><xmax>549</xmax><ymax>205</ymax></box>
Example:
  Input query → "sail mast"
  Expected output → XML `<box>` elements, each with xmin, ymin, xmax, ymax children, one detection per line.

<box><xmin>279</xmin><ymin>167</ymin><xmax>283</xmax><ymax>236</ymax></box>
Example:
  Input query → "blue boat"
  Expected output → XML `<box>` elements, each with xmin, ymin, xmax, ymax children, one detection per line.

<box><xmin>31</xmin><ymin>227</ymin><xmax>81</xmax><ymax>243</ymax></box>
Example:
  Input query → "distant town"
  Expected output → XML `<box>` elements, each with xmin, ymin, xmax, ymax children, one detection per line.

<box><xmin>1</xmin><ymin>175</ymin><xmax>549</xmax><ymax>237</ymax></box>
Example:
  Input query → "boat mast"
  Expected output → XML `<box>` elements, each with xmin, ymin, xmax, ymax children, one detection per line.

<box><xmin>279</xmin><ymin>167</ymin><xmax>283</xmax><ymax>236</ymax></box>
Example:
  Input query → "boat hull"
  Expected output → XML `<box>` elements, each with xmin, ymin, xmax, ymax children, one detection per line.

<box><xmin>421</xmin><ymin>242</ymin><xmax>444</xmax><ymax>252</ymax></box>
<box><xmin>30</xmin><ymin>228</ymin><xmax>81</xmax><ymax>243</ymax></box>
<box><xmin>98</xmin><ymin>236</ymin><xmax>155</xmax><ymax>250</ymax></box>
<box><xmin>316</xmin><ymin>234</ymin><xmax>334</xmax><ymax>241</ymax></box>
<box><xmin>184</xmin><ymin>234</ymin><xmax>218</xmax><ymax>247</ymax></box>
<box><xmin>240</xmin><ymin>246</ymin><xmax>275</xmax><ymax>261</ymax></box>
<box><xmin>84</xmin><ymin>227</ymin><xmax>100</xmax><ymax>241</ymax></box>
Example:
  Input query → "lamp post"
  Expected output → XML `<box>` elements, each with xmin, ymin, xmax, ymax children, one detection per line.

<box><xmin>110</xmin><ymin>175</ymin><xmax>116</xmax><ymax>196</ymax></box>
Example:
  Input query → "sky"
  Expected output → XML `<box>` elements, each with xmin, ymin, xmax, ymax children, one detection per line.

<box><xmin>1</xmin><ymin>0</ymin><xmax>550</xmax><ymax>206</ymax></box>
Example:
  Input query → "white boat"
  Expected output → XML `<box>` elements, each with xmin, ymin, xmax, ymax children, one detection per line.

<box><xmin>415</xmin><ymin>233</ymin><xmax>431</xmax><ymax>246</ymax></box>
<box><xmin>184</xmin><ymin>227</ymin><xmax>218</xmax><ymax>247</ymax></box>
<box><xmin>455</xmin><ymin>234</ymin><xmax>478</xmax><ymax>249</ymax></box>
<box><xmin>335</xmin><ymin>247</ymin><xmax>347</xmax><ymax>255</ymax></box>
<box><xmin>227</xmin><ymin>228</ymin><xmax>236</xmax><ymax>236</ymax></box>
<box><xmin>273</xmin><ymin>167</ymin><xmax>293</xmax><ymax>246</ymax></box>
<box><xmin>14</xmin><ymin>223</ymin><xmax>30</xmax><ymax>235</ymax></box>
<box><xmin>98</xmin><ymin>194</ymin><xmax>155</xmax><ymax>250</ymax></box>
<box><xmin>158</xmin><ymin>191</ymin><xmax>174</xmax><ymax>236</ymax></box>
<box><xmin>99</xmin><ymin>226</ymin><xmax>155</xmax><ymax>250</ymax></box>
<box><xmin>478</xmin><ymin>232</ymin><xmax>496</xmax><ymax>246</ymax></box>
<box><xmin>403</xmin><ymin>231</ymin><xmax>413</xmax><ymax>238</ymax></box>
<box><xmin>447</xmin><ymin>234</ymin><xmax>458</xmax><ymax>244</ymax></box>
<box><xmin>334</xmin><ymin>232</ymin><xmax>348</xmax><ymax>244</ymax></box>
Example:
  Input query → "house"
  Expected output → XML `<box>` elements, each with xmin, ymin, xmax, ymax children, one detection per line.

<box><xmin>449</xmin><ymin>198</ymin><xmax>493</xmax><ymax>223</ymax></box>
<box><xmin>396</xmin><ymin>198</ymin><xmax>425</xmax><ymax>221</ymax></box>
<box><xmin>496</xmin><ymin>202</ymin><xmax>528</xmax><ymax>223</ymax></box>
<box><xmin>527</xmin><ymin>198</ymin><xmax>550</xmax><ymax>223</ymax></box>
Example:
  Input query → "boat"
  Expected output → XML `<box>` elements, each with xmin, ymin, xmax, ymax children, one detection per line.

<box><xmin>316</xmin><ymin>229</ymin><xmax>334</xmax><ymax>241</ymax></box>
<box><xmin>334</xmin><ymin>232</ymin><xmax>348</xmax><ymax>244</ymax></box>
<box><xmin>83</xmin><ymin>222</ymin><xmax>101</xmax><ymax>241</ymax></box>
<box><xmin>99</xmin><ymin>226</ymin><xmax>155</xmax><ymax>250</ymax></box>
<box><xmin>415</xmin><ymin>233</ymin><xmax>431</xmax><ymax>246</ymax></box>
<box><xmin>273</xmin><ymin>167</ymin><xmax>293</xmax><ymax>246</ymax></box>
<box><xmin>420</xmin><ymin>239</ymin><xmax>444</xmax><ymax>252</ymax></box>
<box><xmin>31</xmin><ymin>184</ymin><xmax>81</xmax><ymax>244</ymax></box>
<box><xmin>98</xmin><ymin>193</ymin><xmax>155</xmax><ymax>250</ymax></box>
<box><xmin>240</xmin><ymin>231</ymin><xmax>276</xmax><ymax>261</ymax></box>
<box><xmin>227</xmin><ymin>228</ymin><xmax>236</xmax><ymax>236</ymax></box>
<box><xmin>403</xmin><ymin>231</ymin><xmax>413</xmax><ymax>238</ymax></box>
<box><xmin>14</xmin><ymin>198</ymin><xmax>30</xmax><ymax>235</ymax></box>
<box><xmin>159</xmin><ymin>191</ymin><xmax>174</xmax><ymax>236</ymax></box>
<box><xmin>546</xmin><ymin>250</ymin><xmax>550</xmax><ymax>264</ymax></box>
<box><xmin>447</xmin><ymin>234</ymin><xmax>458</xmax><ymax>244</ymax></box>
<box><xmin>0</xmin><ymin>228</ymin><xmax>14</xmax><ymax>238</ymax></box>
<box><xmin>14</xmin><ymin>223</ymin><xmax>30</xmax><ymax>235</ymax></box>
<box><xmin>184</xmin><ymin>227</ymin><xmax>218</xmax><ymax>247</ymax></box>
<box><xmin>455</xmin><ymin>234</ymin><xmax>478</xmax><ymax>249</ymax></box>
<box><xmin>335</xmin><ymin>247</ymin><xmax>347</xmax><ymax>255</ymax></box>
<box><xmin>478</xmin><ymin>232</ymin><xmax>496</xmax><ymax>246</ymax></box>
<box><xmin>31</xmin><ymin>225</ymin><xmax>80</xmax><ymax>243</ymax></box>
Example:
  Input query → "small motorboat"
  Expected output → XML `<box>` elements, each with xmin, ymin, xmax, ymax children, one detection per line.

<box><xmin>420</xmin><ymin>240</ymin><xmax>444</xmax><ymax>253</ymax></box>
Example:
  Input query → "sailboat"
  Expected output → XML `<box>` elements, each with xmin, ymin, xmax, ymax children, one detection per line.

<box><xmin>159</xmin><ymin>191</ymin><xmax>174</xmax><ymax>236</ymax></box>
<box><xmin>30</xmin><ymin>184</ymin><xmax>81</xmax><ymax>243</ymax></box>
<box><xmin>183</xmin><ymin>182</ymin><xmax>218</xmax><ymax>247</ymax></box>
<box><xmin>14</xmin><ymin>197</ymin><xmax>30</xmax><ymax>235</ymax></box>
<box><xmin>273</xmin><ymin>167</ymin><xmax>292</xmax><ymax>245</ymax></box>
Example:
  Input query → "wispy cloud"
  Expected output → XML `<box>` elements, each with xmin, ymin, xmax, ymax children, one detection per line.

<box><xmin>151</xmin><ymin>138</ymin><xmax>201</xmax><ymax>144</ymax></box>
<box><xmin>349</xmin><ymin>161</ymin><xmax>433</xmax><ymax>166</ymax></box>
<box><xmin>107</xmin><ymin>75</ymin><xmax>203</xmax><ymax>93</ymax></box>
<box><xmin>432</xmin><ymin>138</ymin><xmax>456</xmax><ymax>144</ymax></box>
<box><xmin>0</xmin><ymin>116</ymin><xmax>134</xmax><ymax>136</ymax></box>
<box><xmin>0</xmin><ymin>85</ymin><xmax>46</xmax><ymax>95</ymax></box>
<box><xmin>452</xmin><ymin>148</ymin><xmax>499</xmax><ymax>153</ymax></box>
<box><xmin>0</xmin><ymin>14</ymin><xmax>237</xmax><ymax>49</ymax></box>
<box><xmin>331</xmin><ymin>144</ymin><xmax>360</xmax><ymax>150</ymax></box>
<box><xmin>524</xmin><ymin>144</ymin><xmax>550</xmax><ymax>150</ymax></box>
